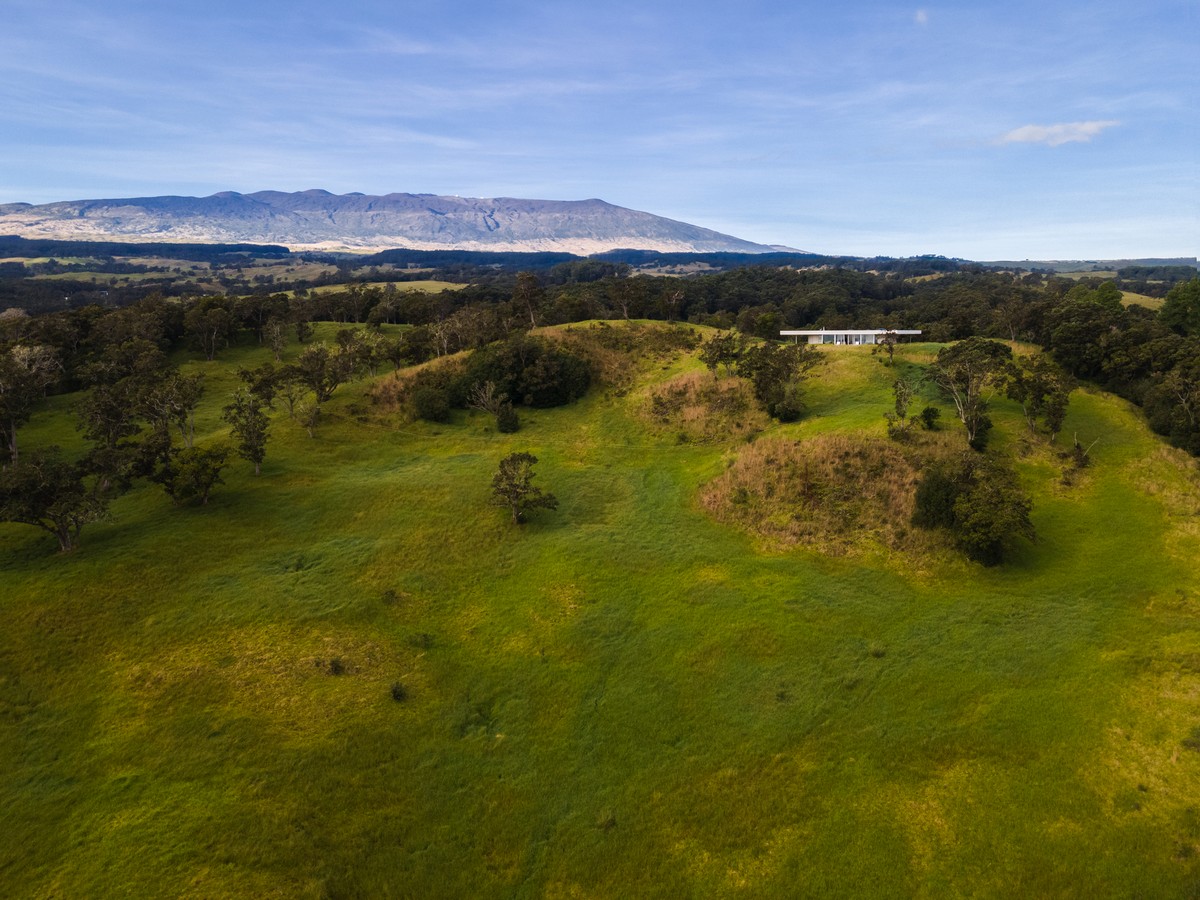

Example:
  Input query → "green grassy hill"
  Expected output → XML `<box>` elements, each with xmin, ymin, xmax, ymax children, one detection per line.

<box><xmin>3</xmin><ymin>323</ymin><xmax>1199</xmax><ymax>897</ymax></box>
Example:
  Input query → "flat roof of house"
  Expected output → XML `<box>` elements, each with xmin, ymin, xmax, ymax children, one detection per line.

<box><xmin>779</xmin><ymin>329</ymin><xmax>922</xmax><ymax>335</ymax></box>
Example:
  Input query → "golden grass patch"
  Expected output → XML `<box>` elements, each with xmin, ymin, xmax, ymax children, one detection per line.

<box><xmin>699</xmin><ymin>434</ymin><xmax>950</xmax><ymax>557</ymax></box>
<box><xmin>641</xmin><ymin>370</ymin><xmax>768</xmax><ymax>444</ymax></box>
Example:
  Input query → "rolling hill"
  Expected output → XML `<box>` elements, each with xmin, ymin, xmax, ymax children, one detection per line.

<box><xmin>2</xmin><ymin>321</ymin><xmax>1199</xmax><ymax>896</ymax></box>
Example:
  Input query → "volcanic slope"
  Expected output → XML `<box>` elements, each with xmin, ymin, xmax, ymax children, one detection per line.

<box><xmin>0</xmin><ymin>190</ymin><xmax>776</xmax><ymax>254</ymax></box>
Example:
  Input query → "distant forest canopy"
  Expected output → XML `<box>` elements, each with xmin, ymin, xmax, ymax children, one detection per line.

<box><xmin>0</xmin><ymin>235</ymin><xmax>290</xmax><ymax>261</ymax></box>
<box><xmin>2</xmin><ymin>236</ymin><xmax>1199</xmax><ymax>458</ymax></box>
<box><xmin>2</xmin><ymin>238</ymin><xmax>1195</xmax><ymax>316</ymax></box>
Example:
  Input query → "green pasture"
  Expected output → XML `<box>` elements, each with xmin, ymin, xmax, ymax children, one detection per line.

<box><xmin>2</xmin><ymin>326</ymin><xmax>1199</xmax><ymax>897</ymax></box>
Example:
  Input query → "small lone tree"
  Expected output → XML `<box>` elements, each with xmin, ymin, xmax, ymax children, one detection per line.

<box><xmin>884</xmin><ymin>375</ymin><xmax>919</xmax><ymax>439</ymax></box>
<box><xmin>222</xmin><ymin>388</ymin><xmax>271</xmax><ymax>475</ymax></box>
<box><xmin>492</xmin><ymin>452</ymin><xmax>557</xmax><ymax>524</ymax></box>
<box><xmin>877</xmin><ymin>330</ymin><xmax>899</xmax><ymax>365</ymax></box>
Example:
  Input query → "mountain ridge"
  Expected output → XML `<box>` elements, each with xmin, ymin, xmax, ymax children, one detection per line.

<box><xmin>0</xmin><ymin>190</ymin><xmax>781</xmax><ymax>255</ymax></box>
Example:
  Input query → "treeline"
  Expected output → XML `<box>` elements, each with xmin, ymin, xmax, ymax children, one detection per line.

<box><xmin>0</xmin><ymin>235</ymin><xmax>290</xmax><ymax>261</ymax></box>
<box><xmin>3</xmin><ymin>266</ymin><xmax>1199</xmax><ymax>457</ymax></box>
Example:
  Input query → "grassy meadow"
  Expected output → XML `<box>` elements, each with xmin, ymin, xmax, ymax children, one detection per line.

<box><xmin>2</xmin><ymin>323</ymin><xmax>1199</xmax><ymax>897</ymax></box>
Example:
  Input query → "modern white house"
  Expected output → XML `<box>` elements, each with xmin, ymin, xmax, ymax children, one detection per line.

<box><xmin>780</xmin><ymin>328</ymin><xmax>922</xmax><ymax>346</ymax></box>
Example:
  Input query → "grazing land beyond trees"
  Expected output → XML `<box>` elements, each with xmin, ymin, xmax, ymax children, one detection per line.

<box><xmin>2</xmin><ymin>266</ymin><xmax>1200</xmax><ymax>894</ymax></box>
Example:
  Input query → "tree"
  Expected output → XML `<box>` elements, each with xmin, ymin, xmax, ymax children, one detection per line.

<box><xmin>1161</xmin><ymin>277</ymin><xmax>1200</xmax><ymax>336</ymax></box>
<box><xmin>876</xmin><ymin>330</ymin><xmax>898</xmax><ymax>365</ymax></box>
<box><xmin>237</xmin><ymin>362</ymin><xmax>282</xmax><ymax>409</ymax></box>
<box><xmin>884</xmin><ymin>375</ymin><xmax>919</xmax><ymax>439</ymax></box>
<box><xmin>953</xmin><ymin>468</ymin><xmax>1036</xmax><ymax>565</ymax></box>
<box><xmin>1046</xmin><ymin>297</ymin><xmax>1124</xmax><ymax>379</ymax></box>
<box><xmin>222</xmin><ymin>389</ymin><xmax>271</xmax><ymax>475</ymax></box>
<box><xmin>1004</xmin><ymin>354</ymin><xmax>1073</xmax><ymax>441</ymax></box>
<box><xmin>911</xmin><ymin>453</ymin><xmax>1035</xmax><ymax>565</ymax></box>
<box><xmin>154</xmin><ymin>444</ymin><xmax>230</xmax><ymax>506</ymax></box>
<box><xmin>513</xmin><ymin>272</ymin><xmax>545</xmax><ymax>328</ymax></box>
<box><xmin>0</xmin><ymin>449</ymin><xmax>109</xmax><ymax>551</ymax></box>
<box><xmin>265</xmin><ymin>316</ymin><xmax>289</xmax><ymax>361</ymax></box>
<box><xmin>931</xmin><ymin>337</ymin><xmax>1013</xmax><ymax>449</ymax></box>
<box><xmin>467</xmin><ymin>380</ymin><xmax>521</xmax><ymax>432</ymax></box>
<box><xmin>290</xmin><ymin>342</ymin><xmax>352</xmax><ymax>404</ymax></box>
<box><xmin>141</xmin><ymin>371</ymin><xmax>205</xmax><ymax>449</ymax></box>
<box><xmin>700</xmin><ymin>331</ymin><xmax>743</xmax><ymax>376</ymax></box>
<box><xmin>0</xmin><ymin>344</ymin><xmax>61</xmax><ymax>465</ymax></box>
<box><xmin>184</xmin><ymin>296</ymin><xmax>238</xmax><ymax>361</ymax></box>
<box><xmin>76</xmin><ymin>379</ymin><xmax>146</xmax><ymax>495</ymax></box>
<box><xmin>492</xmin><ymin>452</ymin><xmax>557</xmax><ymax>524</ymax></box>
<box><xmin>736</xmin><ymin>341</ymin><xmax>824</xmax><ymax>421</ymax></box>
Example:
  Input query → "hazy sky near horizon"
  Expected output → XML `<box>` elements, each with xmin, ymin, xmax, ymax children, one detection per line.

<box><xmin>1</xmin><ymin>0</ymin><xmax>1195</xmax><ymax>259</ymax></box>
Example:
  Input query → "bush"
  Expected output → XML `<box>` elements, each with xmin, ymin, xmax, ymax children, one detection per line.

<box><xmin>413</xmin><ymin>386</ymin><xmax>451</xmax><ymax>422</ymax></box>
<box><xmin>967</xmin><ymin>414</ymin><xmax>994</xmax><ymax>452</ymax></box>
<box><xmin>919</xmin><ymin>406</ymin><xmax>941</xmax><ymax>430</ymax></box>
<box><xmin>496</xmin><ymin>402</ymin><xmax>520</xmax><ymax>433</ymax></box>
<box><xmin>912</xmin><ymin>454</ymin><xmax>1035</xmax><ymax>564</ymax></box>
<box><xmin>911</xmin><ymin>465</ymin><xmax>959</xmax><ymax>529</ymax></box>
<box><xmin>465</xmin><ymin>334</ymin><xmax>591</xmax><ymax>409</ymax></box>
<box><xmin>769</xmin><ymin>390</ymin><xmax>806</xmax><ymax>423</ymax></box>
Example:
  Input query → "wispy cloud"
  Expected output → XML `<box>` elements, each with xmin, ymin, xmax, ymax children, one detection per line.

<box><xmin>998</xmin><ymin>120</ymin><xmax>1120</xmax><ymax>147</ymax></box>
<box><xmin>914</xmin><ymin>9</ymin><xmax>929</xmax><ymax>26</ymax></box>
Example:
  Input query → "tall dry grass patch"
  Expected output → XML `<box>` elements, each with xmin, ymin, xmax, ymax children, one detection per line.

<box><xmin>368</xmin><ymin>353</ymin><xmax>467</xmax><ymax>414</ymax></box>
<box><xmin>700</xmin><ymin>434</ymin><xmax>947</xmax><ymax>556</ymax></box>
<box><xmin>642</xmin><ymin>370</ymin><xmax>768</xmax><ymax>444</ymax></box>
<box><xmin>552</xmin><ymin>321</ymin><xmax>700</xmax><ymax>389</ymax></box>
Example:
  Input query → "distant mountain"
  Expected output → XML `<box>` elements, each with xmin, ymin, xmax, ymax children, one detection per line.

<box><xmin>0</xmin><ymin>190</ymin><xmax>779</xmax><ymax>254</ymax></box>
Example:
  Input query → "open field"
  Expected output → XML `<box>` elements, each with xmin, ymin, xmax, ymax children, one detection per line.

<box><xmin>2</xmin><ymin>324</ymin><xmax>1199</xmax><ymax>897</ymax></box>
<box><xmin>1123</xmin><ymin>290</ymin><xmax>1166</xmax><ymax>310</ymax></box>
<box><xmin>306</xmin><ymin>280</ymin><xmax>467</xmax><ymax>295</ymax></box>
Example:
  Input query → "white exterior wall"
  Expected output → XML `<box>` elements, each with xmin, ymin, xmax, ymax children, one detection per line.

<box><xmin>807</xmin><ymin>333</ymin><xmax>877</xmax><ymax>345</ymax></box>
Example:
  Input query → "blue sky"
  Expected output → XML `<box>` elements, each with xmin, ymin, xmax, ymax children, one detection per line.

<box><xmin>1</xmin><ymin>0</ymin><xmax>1195</xmax><ymax>259</ymax></box>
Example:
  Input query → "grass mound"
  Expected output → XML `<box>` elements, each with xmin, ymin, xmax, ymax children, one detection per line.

<box><xmin>700</xmin><ymin>433</ymin><xmax>946</xmax><ymax>555</ymax></box>
<box><xmin>553</xmin><ymin>320</ymin><xmax>700</xmax><ymax>388</ymax></box>
<box><xmin>643</xmin><ymin>370</ymin><xmax>767</xmax><ymax>444</ymax></box>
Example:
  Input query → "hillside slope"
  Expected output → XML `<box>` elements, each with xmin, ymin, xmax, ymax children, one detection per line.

<box><xmin>0</xmin><ymin>190</ymin><xmax>776</xmax><ymax>254</ymax></box>
<box><xmin>2</xmin><ymin>325</ymin><xmax>1199</xmax><ymax>897</ymax></box>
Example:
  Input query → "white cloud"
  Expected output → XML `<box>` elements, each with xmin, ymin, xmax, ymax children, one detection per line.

<box><xmin>998</xmin><ymin>120</ymin><xmax>1120</xmax><ymax>147</ymax></box>
<box><xmin>914</xmin><ymin>9</ymin><xmax>929</xmax><ymax>25</ymax></box>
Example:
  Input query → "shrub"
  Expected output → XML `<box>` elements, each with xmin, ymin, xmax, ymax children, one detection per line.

<box><xmin>465</xmin><ymin>334</ymin><xmax>590</xmax><ymax>409</ymax></box>
<box><xmin>912</xmin><ymin>454</ymin><xmax>1035</xmax><ymax>565</ymax></box>
<box><xmin>919</xmin><ymin>406</ymin><xmax>941</xmax><ymax>430</ymax></box>
<box><xmin>912</xmin><ymin>465</ymin><xmax>959</xmax><ymax>529</ymax></box>
<box><xmin>390</xmin><ymin>682</ymin><xmax>408</xmax><ymax>702</ymax></box>
<box><xmin>413</xmin><ymin>386</ymin><xmax>451</xmax><ymax>422</ymax></box>
<box><xmin>496</xmin><ymin>402</ymin><xmax>520</xmax><ymax>433</ymax></box>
